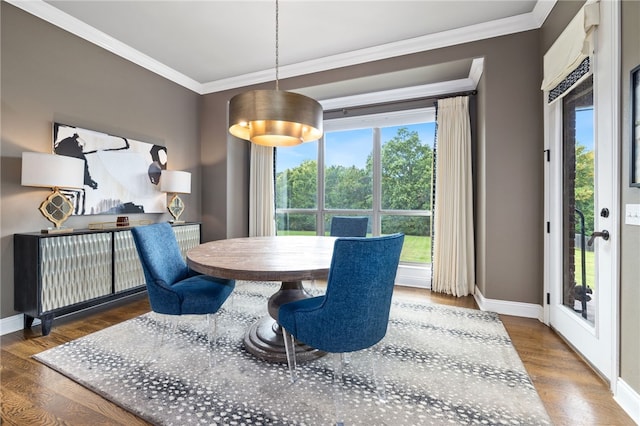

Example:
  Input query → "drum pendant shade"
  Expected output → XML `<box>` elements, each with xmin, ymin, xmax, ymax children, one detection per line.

<box><xmin>229</xmin><ymin>90</ymin><xmax>323</xmax><ymax>147</ymax></box>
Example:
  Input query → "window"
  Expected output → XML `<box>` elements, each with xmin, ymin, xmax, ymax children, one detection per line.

<box><xmin>275</xmin><ymin>108</ymin><xmax>435</xmax><ymax>274</ymax></box>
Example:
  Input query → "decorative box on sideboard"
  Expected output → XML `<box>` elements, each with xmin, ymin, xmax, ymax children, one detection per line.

<box><xmin>14</xmin><ymin>222</ymin><xmax>201</xmax><ymax>336</ymax></box>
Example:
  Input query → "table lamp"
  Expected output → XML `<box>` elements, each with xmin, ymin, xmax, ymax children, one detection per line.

<box><xmin>21</xmin><ymin>152</ymin><xmax>85</xmax><ymax>233</ymax></box>
<box><xmin>160</xmin><ymin>170</ymin><xmax>191</xmax><ymax>223</ymax></box>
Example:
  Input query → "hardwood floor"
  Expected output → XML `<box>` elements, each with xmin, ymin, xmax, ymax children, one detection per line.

<box><xmin>1</xmin><ymin>287</ymin><xmax>634</xmax><ymax>426</ymax></box>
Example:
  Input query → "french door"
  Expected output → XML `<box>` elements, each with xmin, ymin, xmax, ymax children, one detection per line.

<box><xmin>544</xmin><ymin>1</ymin><xmax>619</xmax><ymax>384</ymax></box>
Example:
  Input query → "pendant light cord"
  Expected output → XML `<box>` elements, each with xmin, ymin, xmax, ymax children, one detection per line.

<box><xmin>275</xmin><ymin>0</ymin><xmax>279</xmax><ymax>91</ymax></box>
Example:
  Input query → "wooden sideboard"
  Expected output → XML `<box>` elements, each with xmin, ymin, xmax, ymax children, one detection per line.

<box><xmin>14</xmin><ymin>222</ymin><xmax>201</xmax><ymax>336</ymax></box>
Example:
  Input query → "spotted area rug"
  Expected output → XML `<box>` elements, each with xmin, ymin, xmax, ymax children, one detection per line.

<box><xmin>34</xmin><ymin>281</ymin><xmax>551</xmax><ymax>425</ymax></box>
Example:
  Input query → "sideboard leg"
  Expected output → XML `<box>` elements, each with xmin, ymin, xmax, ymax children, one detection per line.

<box><xmin>24</xmin><ymin>315</ymin><xmax>35</xmax><ymax>329</ymax></box>
<box><xmin>40</xmin><ymin>314</ymin><xmax>54</xmax><ymax>336</ymax></box>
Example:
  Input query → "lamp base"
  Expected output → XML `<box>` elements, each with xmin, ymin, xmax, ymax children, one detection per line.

<box><xmin>168</xmin><ymin>220</ymin><xmax>185</xmax><ymax>224</ymax></box>
<box><xmin>41</xmin><ymin>227</ymin><xmax>74</xmax><ymax>234</ymax></box>
<box><xmin>166</xmin><ymin>193</ymin><xmax>185</xmax><ymax>223</ymax></box>
<box><xmin>39</xmin><ymin>188</ymin><xmax>75</xmax><ymax>232</ymax></box>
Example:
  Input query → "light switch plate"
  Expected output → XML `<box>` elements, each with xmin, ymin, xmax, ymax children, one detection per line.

<box><xmin>625</xmin><ymin>204</ymin><xmax>640</xmax><ymax>226</ymax></box>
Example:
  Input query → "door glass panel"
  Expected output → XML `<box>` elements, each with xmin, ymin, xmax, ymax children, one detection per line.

<box><xmin>562</xmin><ymin>75</ymin><xmax>595</xmax><ymax>325</ymax></box>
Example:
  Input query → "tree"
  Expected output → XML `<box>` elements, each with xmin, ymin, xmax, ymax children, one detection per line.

<box><xmin>275</xmin><ymin>160</ymin><xmax>317</xmax><ymax>231</ymax></box>
<box><xmin>276</xmin><ymin>159</ymin><xmax>317</xmax><ymax>209</ymax></box>
<box><xmin>379</xmin><ymin>127</ymin><xmax>433</xmax><ymax>211</ymax></box>
<box><xmin>367</xmin><ymin>127</ymin><xmax>433</xmax><ymax>235</ymax></box>
<box><xmin>325</xmin><ymin>165</ymin><xmax>371</xmax><ymax>209</ymax></box>
<box><xmin>574</xmin><ymin>144</ymin><xmax>594</xmax><ymax>234</ymax></box>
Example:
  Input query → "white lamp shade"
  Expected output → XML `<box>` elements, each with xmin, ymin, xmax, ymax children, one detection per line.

<box><xmin>21</xmin><ymin>152</ymin><xmax>85</xmax><ymax>189</ymax></box>
<box><xmin>160</xmin><ymin>170</ymin><xmax>191</xmax><ymax>194</ymax></box>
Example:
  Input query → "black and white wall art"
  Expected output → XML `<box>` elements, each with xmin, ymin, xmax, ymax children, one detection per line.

<box><xmin>53</xmin><ymin>123</ymin><xmax>167</xmax><ymax>215</ymax></box>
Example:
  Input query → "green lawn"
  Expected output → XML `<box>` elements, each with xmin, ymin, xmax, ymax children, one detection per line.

<box><xmin>574</xmin><ymin>248</ymin><xmax>595</xmax><ymax>290</ymax></box>
<box><xmin>401</xmin><ymin>235</ymin><xmax>431</xmax><ymax>263</ymax></box>
<box><xmin>277</xmin><ymin>230</ymin><xmax>432</xmax><ymax>264</ymax></box>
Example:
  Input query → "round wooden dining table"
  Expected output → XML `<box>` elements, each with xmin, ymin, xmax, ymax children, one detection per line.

<box><xmin>186</xmin><ymin>236</ymin><xmax>336</xmax><ymax>363</ymax></box>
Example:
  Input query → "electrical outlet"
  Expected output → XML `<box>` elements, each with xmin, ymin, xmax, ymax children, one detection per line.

<box><xmin>625</xmin><ymin>204</ymin><xmax>640</xmax><ymax>226</ymax></box>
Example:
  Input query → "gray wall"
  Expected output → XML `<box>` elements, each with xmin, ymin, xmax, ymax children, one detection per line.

<box><xmin>0</xmin><ymin>3</ymin><xmax>202</xmax><ymax>318</ymax></box>
<box><xmin>478</xmin><ymin>31</ymin><xmax>543</xmax><ymax>303</ymax></box>
<box><xmin>620</xmin><ymin>0</ymin><xmax>640</xmax><ymax>394</ymax></box>
<box><xmin>200</xmin><ymin>87</ymin><xmax>253</xmax><ymax>243</ymax></box>
<box><xmin>540</xmin><ymin>1</ymin><xmax>585</xmax><ymax>54</ymax></box>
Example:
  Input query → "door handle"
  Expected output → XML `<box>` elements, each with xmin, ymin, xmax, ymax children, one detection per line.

<box><xmin>587</xmin><ymin>230</ymin><xmax>609</xmax><ymax>246</ymax></box>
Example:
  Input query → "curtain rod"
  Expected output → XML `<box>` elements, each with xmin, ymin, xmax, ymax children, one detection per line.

<box><xmin>431</xmin><ymin>89</ymin><xmax>478</xmax><ymax>102</ymax></box>
<box><xmin>324</xmin><ymin>90</ymin><xmax>477</xmax><ymax>118</ymax></box>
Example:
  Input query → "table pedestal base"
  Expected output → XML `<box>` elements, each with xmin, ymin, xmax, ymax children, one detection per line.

<box><xmin>243</xmin><ymin>280</ymin><xmax>326</xmax><ymax>363</ymax></box>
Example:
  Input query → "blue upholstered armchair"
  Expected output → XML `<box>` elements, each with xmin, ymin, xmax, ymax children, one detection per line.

<box><xmin>329</xmin><ymin>216</ymin><xmax>368</xmax><ymax>237</ymax></box>
<box><xmin>131</xmin><ymin>223</ymin><xmax>235</xmax><ymax>361</ymax></box>
<box><xmin>279</xmin><ymin>233</ymin><xmax>404</xmax><ymax>423</ymax></box>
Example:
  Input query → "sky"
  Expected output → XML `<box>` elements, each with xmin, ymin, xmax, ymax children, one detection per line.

<box><xmin>276</xmin><ymin>122</ymin><xmax>436</xmax><ymax>172</ymax></box>
<box><xmin>575</xmin><ymin>107</ymin><xmax>594</xmax><ymax>150</ymax></box>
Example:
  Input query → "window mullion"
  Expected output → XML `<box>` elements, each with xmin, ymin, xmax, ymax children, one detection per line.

<box><xmin>372</xmin><ymin>127</ymin><xmax>381</xmax><ymax>236</ymax></box>
<box><xmin>317</xmin><ymin>135</ymin><xmax>325</xmax><ymax>235</ymax></box>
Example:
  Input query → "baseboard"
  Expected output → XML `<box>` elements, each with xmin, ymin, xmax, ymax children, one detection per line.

<box><xmin>474</xmin><ymin>286</ymin><xmax>544</xmax><ymax>320</ymax></box>
<box><xmin>615</xmin><ymin>378</ymin><xmax>640</xmax><ymax>424</ymax></box>
<box><xmin>0</xmin><ymin>314</ymin><xmax>41</xmax><ymax>336</ymax></box>
<box><xmin>396</xmin><ymin>264</ymin><xmax>431</xmax><ymax>288</ymax></box>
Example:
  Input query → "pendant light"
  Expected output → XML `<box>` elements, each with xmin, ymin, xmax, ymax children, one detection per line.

<box><xmin>228</xmin><ymin>0</ymin><xmax>323</xmax><ymax>147</ymax></box>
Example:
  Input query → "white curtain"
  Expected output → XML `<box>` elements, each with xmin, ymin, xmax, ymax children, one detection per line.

<box><xmin>432</xmin><ymin>96</ymin><xmax>475</xmax><ymax>297</ymax></box>
<box><xmin>249</xmin><ymin>144</ymin><xmax>276</xmax><ymax>237</ymax></box>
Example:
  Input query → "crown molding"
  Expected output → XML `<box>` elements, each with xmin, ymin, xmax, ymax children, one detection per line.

<box><xmin>311</xmin><ymin>54</ymin><xmax>481</xmax><ymax>115</ymax></box>
<box><xmin>9</xmin><ymin>0</ymin><xmax>556</xmax><ymax>95</ymax></box>
<box><xmin>468</xmin><ymin>57</ymin><xmax>485</xmax><ymax>87</ymax></box>
<box><xmin>532</xmin><ymin>0</ymin><xmax>557</xmax><ymax>27</ymax></box>
<box><xmin>318</xmin><ymin>78</ymin><xmax>476</xmax><ymax>111</ymax></box>
<box><xmin>204</xmin><ymin>9</ymin><xmax>548</xmax><ymax>94</ymax></box>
